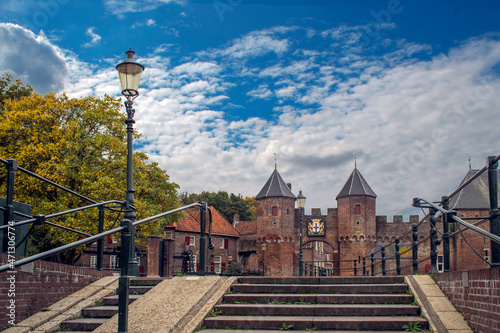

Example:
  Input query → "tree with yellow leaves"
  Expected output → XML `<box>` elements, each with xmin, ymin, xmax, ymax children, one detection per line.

<box><xmin>0</xmin><ymin>75</ymin><xmax>180</xmax><ymax>263</ymax></box>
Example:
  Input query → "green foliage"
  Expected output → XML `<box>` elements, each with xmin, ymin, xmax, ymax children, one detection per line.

<box><xmin>0</xmin><ymin>75</ymin><xmax>180</xmax><ymax>263</ymax></box>
<box><xmin>223</xmin><ymin>261</ymin><xmax>243</xmax><ymax>275</ymax></box>
<box><xmin>208</xmin><ymin>308</ymin><xmax>222</xmax><ymax>317</ymax></box>
<box><xmin>280</xmin><ymin>322</ymin><xmax>293</xmax><ymax>330</ymax></box>
<box><xmin>180</xmin><ymin>191</ymin><xmax>256</xmax><ymax>222</ymax></box>
<box><xmin>402</xmin><ymin>321</ymin><xmax>421</xmax><ymax>332</ymax></box>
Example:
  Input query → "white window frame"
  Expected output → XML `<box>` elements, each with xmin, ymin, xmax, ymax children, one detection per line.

<box><xmin>111</xmin><ymin>235</ymin><xmax>118</xmax><ymax>243</ymax></box>
<box><xmin>90</xmin><ymin>256</ymin><xmax>97</xmax><ymax>268</ymax></box>
<box><xmin>437</xmin><ymin>255</ymin><xmax>444</xmax><ymax>273</ymax></box>
<box><xmin>192</xmin><ymin>255</ymin><xmax>197</xmax><ymax>272</ymax></box>
<box><xmin>189</xmin><ymin>236</ymin><xmax>196</xmax><ymax>246</ymax></box>
<box><xmin>220</xmin><ymin>238</ymin><xmax>225</xmax><ymax>249</ymax></box>
<box><xmin>214</xmin><ymin>256</ymin><xmax>222</xmax><ymax>274</ymax></box>
<box><xmin>110</xmin><ymin>255</ymin><xmax>118</xmax><ymax>269</ymax></box>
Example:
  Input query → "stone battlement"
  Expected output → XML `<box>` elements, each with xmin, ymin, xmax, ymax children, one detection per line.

<box><xmin>376</xmin><ymin>215</ymin><xmax>420</xmax><ymax>224</ymax></box>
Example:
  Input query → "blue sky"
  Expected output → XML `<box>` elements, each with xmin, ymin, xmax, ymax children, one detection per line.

<box><xmin>1</xmin><ymin>0</ymin><xmax>500</xmax><ymax>218</ymax></box>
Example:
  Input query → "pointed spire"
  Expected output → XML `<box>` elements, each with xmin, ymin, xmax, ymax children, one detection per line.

<box><xmin>256</xmin><ymin>167</ymin><xmax>295</xmax><ymax>200</ymax></box>
<box><xmin>466</xmin><ymin>153</ymin><xmax>471</xmax><ymax>170</ymax></box>
<box><xmin>336</xmin><ymin>167</ymin><xmax>376</xmax><ymax>199</ymax></box>
<box><xmin>353</xmin><ymin>152</ymin><xmax>357</xmax><ymax>168</ymax></box>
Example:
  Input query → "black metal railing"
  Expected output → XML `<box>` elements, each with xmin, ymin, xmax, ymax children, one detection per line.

<box><xmin>360</xmin><ymin>154</ymin><xmax>500</xmax><ymax>277</ymax></box>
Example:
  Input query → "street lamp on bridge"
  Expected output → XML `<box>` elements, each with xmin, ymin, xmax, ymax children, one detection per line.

<box><xmin>297</xmin><ymin>190</ymin><xmax>306</xmax><ymax>276</ymax></box>
<box><xmin>116</xmin><ymin>48</ymin><xmax>145</xmax><ymax>276</ymax></box>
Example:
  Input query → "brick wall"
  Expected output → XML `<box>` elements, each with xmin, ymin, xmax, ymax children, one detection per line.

<box><xmin>433</xmin><ymin>267</ymin><xmax>500</xmax><ymax>333</ymax></box>
<box><xmin>0</xmin><ymin>253</ymin><xmax>112</xmax><ymax>330</ymax></box>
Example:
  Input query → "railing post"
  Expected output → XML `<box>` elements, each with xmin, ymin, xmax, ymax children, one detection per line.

<box><xmin>362</xmin><ymin>257</ymin><xmax>366</xmax><ymax>276</ymax></box>
<box><xmin>395</xmin><ymin>237</ymin><xmax>401</xmax><ymax>276</ymax></box>
<box><xmin>442</xmin><ymin>196</ymin><xmax>451</xmax><ymax>272</ymax></box>
<box><xmin>118</xmin><ymin>219</ymin><xmax>132</xmax><ymax>333</ymax></box>
<box><xmin>2</xmin><ymin>160</ymin><xmax>17</xmax><ymax>253</ymax></box>
<box><xmin>488</xmin><ymin>156</ymin><xmax>500</xmax><ymax>267</ymax></box>
<box><xmin>371</xmin><ymin>253</ymin><xmax>375</xmax><ymax>276</ymax></box>
<box><xmin>381</xmin><ymin>246</ymin><xmax>386</xmax><ymax>276</ymax></box>
<box><xmin>412</xmin><ymin>223</ymin><xmax>419</xmax><ymax>275</ymax></box>
<box><xmin>199</xmin><ymin>202</ymin><xmax>207</xmax><ymax>275</ymax></box>
<box><xmin>429</xmin><ymin>208</ymin><xmax>441</xmax><ymax>274</ymax></box>
<box><xmin>96</xmin><ymin>205</ymin><xmax>104</xmax><ymax>271</ymax></box>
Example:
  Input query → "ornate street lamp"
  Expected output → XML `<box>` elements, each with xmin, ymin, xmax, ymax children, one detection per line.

<box><xmin>116</xmin><ymin>48</ymin><xmax>144</xmax><ymax>277</ymax></box>
<box><xmin>297</xmin><ymin>190</ymin><xmax>306</xmax><ymax>276</ymax></box>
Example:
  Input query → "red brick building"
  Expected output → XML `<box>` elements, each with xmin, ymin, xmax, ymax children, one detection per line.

<box><xmin>235</xmin><ymin>165</ymin><xmax>497</xmax><ymax>276</ymax></box>
<box><xmin>147</xmin><ymin>206</ymin><xmax>240</xmax><ymax>276</ymax></box>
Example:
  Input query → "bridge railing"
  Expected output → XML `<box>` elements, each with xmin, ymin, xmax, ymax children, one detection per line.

<box><xmin>363</xmin><ymin>154</ymin><xmax>500</xmax><ymax>277</ymax></box>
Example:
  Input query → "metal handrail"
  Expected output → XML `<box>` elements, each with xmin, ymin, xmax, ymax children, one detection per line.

<box><xmin>0</xmin><ymin>202</ymin><xmax>203</xmax><ymax>274</ymax></box>
<box><xmin>0</xmin><ymin>200</ymin><xmax>124</xmax><ymax>232</ymax></box>
<box><xmin>0</xmin><ymin>158</ymin><xmax>127</xmax><ymax>212</ymax></box>
<box><xmin>414</xmin><ymin>197</ymin><xmax>500</xmax><ymax>244</ymax></box>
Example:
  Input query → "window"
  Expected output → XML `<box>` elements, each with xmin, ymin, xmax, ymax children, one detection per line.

<box><xmin>214</xmin><ymin>256</ymin><xmax>222</xmax><ymax>274</ymax></box>
<box><xmin>355</xmin><ymin>205</ymin><xmax>361</xmax><ymax>215</ymax></box>
<box><xmin>272</xmin><ymin>206</ymin><xmax>278</xmax><ymax>216</ymax></box>
<box><xmin>484</xmin><ymin>249</ymin><xmax>490</xmax><ymax>262</ymax></box>
<box><xmin>164</xmin><ymin>231</ymin><xmax>173</xmax><ymax>239</ymax></box>
<box><xmin>192</xmin><ymin>255</ymin><xmax>198</xmax><ymax>273</ymax></box>
<box><xmin>186</xmin><ymin>236</ymin><xmax>195</xmax><ymax>246</ymax></box>
<box><xmin>220</xmin><ymin>238</ymin><xmax>229</xmax><ymax>249</ymax></box>
<box><xmin>111</xmin><ymin>235</ymin><xmax>118</xmax><ymax>243</ymax></box>
<box><xmin>90</xmin><ymin>256</ymin><xmax>97</xmax><ymax>268</ymax></box>
<box><xmin>110</xmin><ymin>255</ymin><xmax>118</xmax><ymax>269</ymax></box>
<box><xmin>437</xmin><ymin>255</ymin><xmax>443</xmax><ymax>273</ymax></box>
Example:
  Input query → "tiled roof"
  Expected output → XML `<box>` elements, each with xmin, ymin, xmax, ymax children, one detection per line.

<box><xmin>256</xmin><ymin>167</ymin><xmax>295</xmax><ymax>200</ymax></box>
<box><xmin>172</xmin><ymin>206</ymin><xmax>240</xmax><ymax>237</ymax></box>
<box><xmin>336</xmin><ymin>167</ymin><xmax>376</xmax><ymax>199</ymax></box>
<box><xmin>235</xmin><ymin>221</ymin><xmax>257</xmax><ymax>235</ymax></box>
<box><xmin>449</xmin><ymin>169</ymin><xmax>500</xmax><ymax>210</ymax></box>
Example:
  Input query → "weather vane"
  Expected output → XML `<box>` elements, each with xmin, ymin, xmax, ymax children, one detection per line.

<box><xmin>466</xmin><ymin>153</ymin><xmax>471</xmax><ymax>170</ymax></box>
<box><xmin>353</xmin><ymin>152</ymin><xmax>357</xmax><ymax>168</ymax></box>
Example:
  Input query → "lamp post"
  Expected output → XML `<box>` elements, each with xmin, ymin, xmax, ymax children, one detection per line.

<box><xmin>116</xmin><ymin>48</ymin><xmax>144</xmax><ymax>277</ymax></box>
<box><xmin>261</xmin><ymin>242</ymin><xmax>266</xmax><ymax>276</ymax></box>
<box><xmin>297</xmin><ymin>190</ymin><xmax>306</xmax><ymax>276</ymax></box>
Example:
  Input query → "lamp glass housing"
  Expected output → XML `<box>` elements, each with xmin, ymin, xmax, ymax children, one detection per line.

<box><xmin>116</xmin><ymin>49</ymin><xmax>144</xmax><ymax>96</ymax></box>
<box><xmin>296</xmin><ymin>190</ymin><xmax>306</xmax><ymax>209</ymax></box>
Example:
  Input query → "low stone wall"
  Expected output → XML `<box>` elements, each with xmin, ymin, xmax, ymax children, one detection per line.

<box><xmin>433</xmin><ymin>267</ymin><xmax>500</xmax><ymax>333</ymax></box>
<box><xmin>0</xmin><ymin>253</ymin><xmax>112</xmax><ymax>330</ymax></box>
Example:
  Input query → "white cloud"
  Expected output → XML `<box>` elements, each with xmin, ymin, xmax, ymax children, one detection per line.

<box><xmin>103</xmin><ymin>0</ymin><xmax>186</xmax><ymax>18</ymax></box>
<box><xmin>82</xmin><ymin>27</ymin><xmax>101</xmax><ymax>48</ymax></box>
<box><xmin>0</xmin><ymin>23</ymin><xmax>68</xmax><ymax>94</ymax></box>
<box><xmin>132</xmin><ymin>18</ymin><xmax>156</xmax><ymax>29</ymax></box>
<box><xmin>23</xmin><ymin>19</ymin><xmax>500</xmax><ymax>218</ymax></box>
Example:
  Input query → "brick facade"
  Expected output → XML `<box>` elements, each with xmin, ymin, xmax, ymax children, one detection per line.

<box><xmin>433</xmin><ymin>267</ymin><xmax>500</xmax><ymax>333</ymax></box>
<box><xmin>0</xmin><ymin>253</ymin><xmax>111</xmax><ymax>330</ymax></box>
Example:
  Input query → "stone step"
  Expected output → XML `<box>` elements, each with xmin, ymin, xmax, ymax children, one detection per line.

<box><xmin>223</xmin><ymin>293</ymin><xmax>414</xmax><ymax>304</ymax></box>
<box><xmin>215</xmin><ymin>303</ymin><xmax>421</xmax><ymax>316</ymax></box>
<box><xmin>237</xmin><ymin>276</ymin><xmax>406</xmax><ymax>285</ymax></box>
<box><xmin>197</xmin><ymin>328</ymin><xmax>407</xmax><ymax>333</ymax></box>
<box><xmin>130</xmin><ymin>277</ymin><xmax>168</xmax><ymax>286</ymax></box>
<box><xmin>102</xmin><ymin>294</ymin><xmax>141</xmax><ymax>305</ymax></box>
<box><xmin>204</xmin><ymin>315</ymin><xmax>428</xmax><ymax>331</ymax></box>
<box><xmin>129</xmin><ymin>285</ymin><xmax>154</xmax><ymax>294</ymax></box>
<box><xmin>231</xmin><ymin>283</ymin><xmax>408</xmax><ymax>294</ymax></box>
<box><xmin>82</xmin><ymin>305</ymin><xmax>118</xmax><ymax>318</ymax></box>
<box><xmin>61</xmin><ymin>318</ymin><xmax>108</xmax><ymax>331</ymax></box>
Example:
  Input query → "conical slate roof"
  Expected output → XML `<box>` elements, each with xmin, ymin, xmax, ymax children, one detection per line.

<box><xmin>449</xmin><ymin>169</ymin><xmax>500</xmax><ymax>210</ymax></box>
<box><xmin>336</xmin><ymin>167</ymin><xmax>376</xmax><ymax>199</ymax></box>
<box><xmin>255</xmin><ymin>168</ymin><xmax>295</xmax><ymax>200</ymax></box>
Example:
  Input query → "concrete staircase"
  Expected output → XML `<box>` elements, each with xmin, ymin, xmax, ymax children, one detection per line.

<box><xmin>200</xmin><ymin>276</ymin><xmax>429</xmax><ymax>332</ymax></box>
<box><xmin>59</xmin><ymin>277</ymin><xmax>165</xmax><ymax>332</ymax></box>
